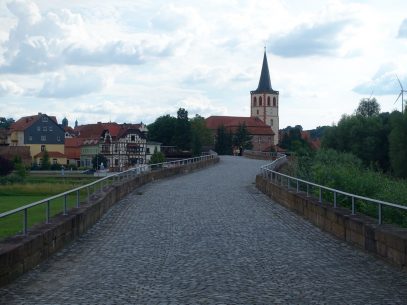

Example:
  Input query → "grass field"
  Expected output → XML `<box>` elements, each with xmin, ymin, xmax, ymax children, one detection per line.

<box><xmin>0</xmin><ymin>176</ymin><xmax>100</xmax><ymax>240</ymax></box>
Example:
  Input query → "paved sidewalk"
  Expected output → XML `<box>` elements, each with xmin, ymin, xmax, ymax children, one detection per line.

<box><xmin>1</xmin><ymin>156</ymin><xmax>406</xmax><ymax>304</ymax></box>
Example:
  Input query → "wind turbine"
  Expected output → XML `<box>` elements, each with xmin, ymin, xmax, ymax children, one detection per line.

<box><xmin>395</xmin><ymin>75</ymin><xmax>407</xmax><ymax>114</ymax></box>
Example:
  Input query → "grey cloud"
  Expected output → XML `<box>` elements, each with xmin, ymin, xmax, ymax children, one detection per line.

<box><xmin>398</xmin><ymin>19</ymin><xmax>407</xmax><ymax>38</ymax></box>
<box><xmin>269</xmin><ymin>19</ymin><xmax>351</xmax><ymax>57</ymax></box>
<box><xmin>353</xmin><ymin>64</ymin><xmax>406</xmax><ymax>95</ymax></box>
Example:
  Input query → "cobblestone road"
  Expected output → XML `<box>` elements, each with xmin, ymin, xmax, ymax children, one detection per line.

<box><xmin>1</xmin><ymin>156</ymin><xmax>407</xmax><ymax>304</ymax></box>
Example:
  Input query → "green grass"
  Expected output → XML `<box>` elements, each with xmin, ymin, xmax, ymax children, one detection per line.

<box><xmin>0</xmin><ymin>175</ymin><xmax>101</xmax><ymax>240</ymax></box>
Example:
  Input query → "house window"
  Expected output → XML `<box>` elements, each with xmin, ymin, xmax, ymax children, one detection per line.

<box><xmin>259</xmin><ymin>96</ymin><xmax>262</xmax><ymax>106</ymax></box>
<box><xmin>49</xmin><ymin>126</ymin><xmax>53</xmax><ymax>132</ymax></box>
<box><xmin>256</xmin><ymin>110</ymin><xmax>259</xmax><ymax>115</ymax></box>
<box><xmin>42</xmin><ymin>116</ymin><xmax>48</xmax><ymax>122</ymax></box>
<box><xmin>29</xmin><ymin>136</ymin><xmax>33</xmax><ymax>141</ymax></box>
<box><xmin>131</xmin><ymin>135</ymin><xmax>135</xmax><ymax>142</ymax></box>
<box><xmin>267</xmin><ymin>96</ymin><xmax>270</xmax><ymax>106</ymax></box>
<box><xmin>41</xmin><ymin>145</ymin><xmax>45</xmax><ymax>151</ymax></box>
<box><xmin>41</xmin><ymin>135</ymin><xmax>46</xmax><ymax>141</ymax></box>
<box><xmin>270</xmin><ymin>119</ymin><xmax>273</xmax><ymax>126</ymax></box>
<box><xmin>57</xmin><ymin>136</ymin><xmax>61</xmax><ymax>141</ymax></box>
<box><xmin>273</xmin><ymin>97</ymin><xmax>277</xmax><ymax>107</ymax></box>
<box><xmin>253</xmin><ymin>97</ymin><xmax>257</xmax><ymax>107</ymax></box>
<box><xmin>52</xmin><ymin>159</ymin><xmax>57</xmax><ymax>164</ymax></box>
<box><xmin>37</xmin><ymin>126</ymin><xmax>40</xmax><ymax>131</ymax></box>
<box><xmin>146</xmin><ymin>147</ymin><xmax>150</xmax><ymax>154</ymax></box>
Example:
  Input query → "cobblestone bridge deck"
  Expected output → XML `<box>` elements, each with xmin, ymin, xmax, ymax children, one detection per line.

<box><xmin>1</xmin><ymin>156</ymin><xmax>406</xmax><ymax>304</ymax></box>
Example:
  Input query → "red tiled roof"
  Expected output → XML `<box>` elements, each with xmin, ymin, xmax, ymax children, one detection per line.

<box><xmin>205</xmin><ymin>116</ymin><xmax>274</xmax><ymax>136</ymax></box>
<box><xmin>74</xmin><ymin>122</ymin><xmax>122</xmax><ymax>139</ymax></box>
<box><xmin>64</xmin><ymin>138</ymin><xmax>84</xmax><ymax>147</ymax></box>
<box><xmin>10</xmin><ymin>114</ymin><xmax>58</xmax><ymax>131</ymax></box>
<box><xmin>34</xmin><ymin>151</ymin><xmax>67</xmax><ymax>158</ymax></box>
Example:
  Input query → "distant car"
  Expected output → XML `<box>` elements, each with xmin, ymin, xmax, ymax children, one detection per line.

<box><xmin>82</xmin><ymin>169</ymin><xmax>95</xmax><ymax>175</ymax></box>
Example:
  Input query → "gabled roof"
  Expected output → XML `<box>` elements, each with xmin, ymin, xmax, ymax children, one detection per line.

<box><xmin>205</xmin><ymin>116</ymin><xmax>274</xmax><ymax>136</ymax></box>
<box><xmin>10</xmin><ymin>114</ymin><xmax>58</xmax><ymax>132</ymax></box>
<box><xmin>75</xmin><ymin>122</ymin><xmax>122</xmax><ymax>139</ymax></box>
<box><xmin>251</xmin><ymin>51</ymin><xmax>279</xmax><ymax>94</ymax></box>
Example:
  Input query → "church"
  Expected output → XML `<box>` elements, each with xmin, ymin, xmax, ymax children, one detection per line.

<box><xmin>206</xmin><ymin>50</ymin><xmax>280</xmax><ymax>151</ymax></box>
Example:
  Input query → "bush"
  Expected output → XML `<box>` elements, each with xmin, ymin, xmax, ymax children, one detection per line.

<box><xmin>291</xmin><ymin>149</ymin><xmax>407</xmax><ymax>227</ymax></box>
<box><xmin>0</xmin><ymin>156</ymin><xmax>14</xmax><ymax>176</ymax></box>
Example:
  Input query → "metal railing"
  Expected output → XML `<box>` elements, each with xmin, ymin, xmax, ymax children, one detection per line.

<box><xmin>260</xmin><ymin>154</ymin><xmax>407</xmax><ymax>225</ymax></box>
<box><xmin>0</xmin><ymin>154</ymin><xmax>215</xmax><ymax>236</ymax></box>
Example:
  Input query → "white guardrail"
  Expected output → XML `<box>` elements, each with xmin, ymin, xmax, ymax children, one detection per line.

<box><xmin>0</xmin><ymin>154</ymin><xmax>216</xmax><ymax>236</ymax></box>
<box><xmin>261</xmin><ymin>154</ymin><xmax>407</xmax><ymax>225</ymax></box>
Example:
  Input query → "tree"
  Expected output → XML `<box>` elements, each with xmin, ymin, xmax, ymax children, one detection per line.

<box><xmin>356</xmin><ymin>98</ymin><xmax>380</xmax><ymax>117</ymax></box>
<box><xmin>13</xmin><ymin>155</ymin><xmax>26</xmax><ymax>178</ymax></box>
<box><xmin>174</xmin><ymin>108</ymin><xmax>191</xmax><ymax>150</ymax></box>
<box><xmin>0</xmin><ymin>156</ymin><xmax>14</xmax><ymax>176</ymax></box>
<box><xmin>148</xmin><ymin>115</ymin><xmax>177</xmax><ymax>146</ymax></box>
<box><xmin>0</xmin><ymin>117</ymin><xmax>15</xmax><ymax>129</ymax></box>
<box><xmin>389</xmin><ymin>111</ymin><xmax>407</xmax><ymax>177</ymax></box>
<box><xmin>149</xmin><ymin>147</ymin><xmax>165</xmax><ymax>164</ymax></box>
<box><xmin>233</xmin><ymin>123</ymin><xmax>253</xmax><ymax>151</ymax></box>
<box><xmin>92</xmin><ymin>154</ymin><xmax>108</xmax><ymax>170</ymax></box>
<box><xmin>41</xmin><ymin>150</ymin><xmax>51</xmax><ymax>170</ymax></box>
<box><xmin>215</xmin><ymin>125</ymin><xmax>233</xmax><ymax>155</ymax></box>
<box><xmin>322</xmin><ymin>113</ymin><xmax>391</xmax><ymax>171</ymax></box>
<box><xmin>190</xmin><ymin>115</ymin><xmax>212</xmax><ymax>156</ymax></box>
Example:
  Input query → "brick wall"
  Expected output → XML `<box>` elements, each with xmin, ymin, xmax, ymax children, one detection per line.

<box><xmin>256</xmin><ymin>174</ymin><xmax>407</xmax><ymax>269</ymax></box>
<box><xmin>0</xmin><ymin>157</ymin><xmax>219</xmax><ymax>287</ymax></box>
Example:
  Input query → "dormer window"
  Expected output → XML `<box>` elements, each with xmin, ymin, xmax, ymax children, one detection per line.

<box><xmin>42</xmin><ymin>116</ymin><xmax>48</xmax><ymax>122</ymax></box>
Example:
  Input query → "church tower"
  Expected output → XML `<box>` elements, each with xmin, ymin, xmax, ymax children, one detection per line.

<box><xmin>250</xmin><ymin>50</ymin><xmax>279</xmax><ymax>145</ymax></box>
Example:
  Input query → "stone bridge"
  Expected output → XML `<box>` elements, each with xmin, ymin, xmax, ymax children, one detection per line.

<box><xmin>1</xmin><ymin>156</ymin><xmax>406</xmax><ymax>304</ymax></box>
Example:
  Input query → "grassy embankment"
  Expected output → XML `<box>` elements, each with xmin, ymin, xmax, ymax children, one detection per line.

<box><xmin>0</xmin><ymin>175</ymin><xmax>99</xmax><ymax>240</ymax></box>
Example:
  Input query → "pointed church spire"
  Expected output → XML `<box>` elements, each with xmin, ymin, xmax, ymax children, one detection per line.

<box><xmin>256</xmin><ymin>50</ymin><xmax>273</xmax><ymax>92</ymax></box>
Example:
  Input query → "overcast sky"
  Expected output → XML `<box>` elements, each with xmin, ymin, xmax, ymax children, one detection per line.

<box><xmin>1</xmin><ymin>0</ymin><xmax>407</xmax><ymax>129</ymax></box>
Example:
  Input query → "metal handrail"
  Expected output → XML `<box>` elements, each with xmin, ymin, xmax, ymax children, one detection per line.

<box><xmin>260</xmin><ymin>155</ymin><xmax>407</xmax><ymax>225</ymax></box>
<box><xmin>0</xmin><ymin>154</ymin><xmax>215</xmax><ymax>235</ymax></box>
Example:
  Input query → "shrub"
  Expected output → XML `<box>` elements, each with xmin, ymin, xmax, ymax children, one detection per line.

<box><xmin>0</xmin><ymin>156</ymin><xmax>14</xmax><ymax>176</ymax></box>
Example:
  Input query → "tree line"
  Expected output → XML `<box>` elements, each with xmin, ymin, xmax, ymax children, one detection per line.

<box><xmin>322</xmin><ymin>98</ymin><xmax>407</xmax><ymax>178</ymax></box>
<box><xmin>148</xmin><ymin>108</ymin><xmax>212</xmax><ymax>156</ymax></box>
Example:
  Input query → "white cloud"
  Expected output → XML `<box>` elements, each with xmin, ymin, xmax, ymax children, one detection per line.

<box><xmin>0</xmin><ymin>80</ymin><xmax>23</xmax><ymax>96</ymax></box>
<box><xmin>38</xmin><ymin>70</ymin><xmax>107</xmax><ymax>98</ymax></box>
<box><xmin>0</xmin><ymin>0</ymin><xmax>180</xmax><ymax>74</ymax></box>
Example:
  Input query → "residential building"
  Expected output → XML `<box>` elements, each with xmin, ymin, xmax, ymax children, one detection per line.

<box><xmin>146</xmin><ymin>141</ymin><xmax>162</xmax><ymax>163</ymax></box>
<box><xmin>75</xmin><ymin>122</ymin><xmax>147</xmax><ymax>170</ymax></box>
<box><xmin>8</xmin><ymin>113</ymin><xmax>66</xmax><ymax>165</ymax></box>
<box><xmin>80</xmin><ymin>139</ymin><xmax>100</xmax><ymax>168</ymax></box>
<box><xmin>65</xmin><ymin>138</ymin><xmax>84</xmax><ymax>167</ymax></box>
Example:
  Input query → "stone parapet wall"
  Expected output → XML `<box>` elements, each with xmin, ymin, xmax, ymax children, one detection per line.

<box><xmin>256</xmin><ymin>175</ymin><xmax>407</xmax><ymax>269</ymax></box>
<box><xmin>0</xmin><ymin>157</ymin><xmax>219</xmax><ymax>287</ymax></box>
